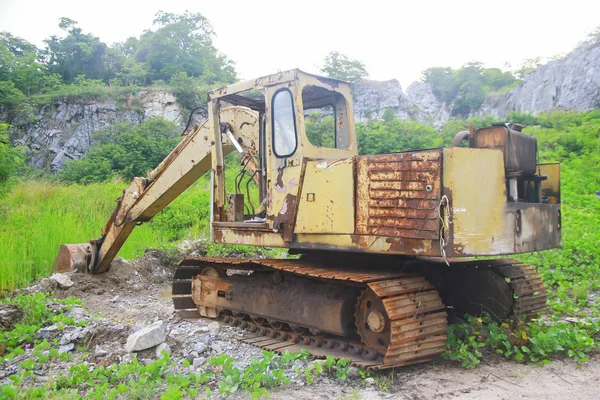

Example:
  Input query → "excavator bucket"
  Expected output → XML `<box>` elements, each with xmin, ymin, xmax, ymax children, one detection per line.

<box><xmin>53</xmin><ymin>244</ymin><xmax>91</xmax><ymax>273</ymax></box>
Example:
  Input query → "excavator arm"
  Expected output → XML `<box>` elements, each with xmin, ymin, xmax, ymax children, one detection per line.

<box><xmin>53</xmin><ymin>106</ymin><xmax>260</xmax><ymax>274</ymax></box>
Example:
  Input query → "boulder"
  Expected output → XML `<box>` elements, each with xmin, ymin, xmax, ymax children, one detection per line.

<box><xmin>0</xmin><ymin>304</ymin><xmax>23</xmax><ymax>330</ymax></box>
<box><xmin>108</xmin><ymin>258</ymin><xmax>134</xmax><ymax>280</ymax></box>
<box><xmin>49</xmin><ymin>273</ymin><xmax>74</xmax><ymax>289</ymax></box>
<box><xmin>125</xmin><ymin>321</ymin><xmax>166</xmax><ymax>352</ymax></box>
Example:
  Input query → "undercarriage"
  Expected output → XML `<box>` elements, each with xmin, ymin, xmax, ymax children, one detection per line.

<box><xmin>172</xmin><ymin>256</ymin><xmax>546</xmax><ymax>370</ymax></box>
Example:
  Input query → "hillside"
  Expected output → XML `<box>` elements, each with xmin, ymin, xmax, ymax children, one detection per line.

<box><xmin>354</xmin><ymin>43</ymin><xmax>600</xmax><ymax>127</ymax></box>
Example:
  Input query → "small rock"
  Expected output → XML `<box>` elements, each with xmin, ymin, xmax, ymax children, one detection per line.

<box><xmin>365</xmin><ymin>377</ymin><xmax>375</xmax><ymax>385</ymax></box>
<box><xmin>35</xmin><ymin>324</ymin><xmax>60</xmax><ymax>340</ymax></box>
<box><xmin>193</xmin><ymin>343</ymin><xmax>208</xmax><ymax>354</ymax></box>
<box><xmin>208</xmin><ymin>322</ymin><xmax>220</xmax><ymax>335</ymax></box>
<box><xmin>121</xmin><ymin>353</ymin><xmax>137</xmax><ymax>364</ymax></box>
<box><xmin>108</xmin><ymin>258</ymin><xmax>134</xmax><ymax>280</ymax></box>
<box><xmin>67</xmin><ymin>307</ymin><xmax>87</xmax><ymax>318</ymax></box>
<box><xmin>110</xmin><ymin>295</ymin><xmax>120</xmax><ymax>303</ymax></box>
<box><xmin>186</xmin><ymin>351</ymin><xmax>199</xmax><ymax>363</ymax></box>
<box><xmin>37</xmin><ymin>278</ymin><xmax>58</xmax><ymax>293</ymax></box>
<box><xmin>94</xmin><ymin>345</ymin><xmax>108</xmax><ymax>357</ymax></box>
<box><xmin>192</xmin><ymin>357</ymin><xmax>206</xmax><ymax>369</ymax></box>
<box><xmin>155</xmin><ymin>343</ymin><xmax>172</xmax><ymax>358</ymax></box>
<box><xmin>195</xmin><ymin>326</ymin><xmax>209</xmax><ymax>334</ymax></box>
<box><xmin>210</xmin><ymin>342</ymin><xmax>222</xmax><ymax>353</ymax></box>
<box><xmin>49</xmin><ymin>273</ymin><xmax>74</xmax><ymax>289</ymax></box>
<box><xmin>348</xmin><ymin>366</ymin><xmax>360</xmax><ymax>379</ymax></box>
<box><xmin>0</xmin><ymin>304</ymin><xmax>24</xmax><ymax>330</ymax></box>
<box><xmin>125</xmin><ymin>321</ymin><xmax>166</xmax><ymax>352</ymax></box>
<box><xmin>58</xmin><ymin>343</ymin><xmax>75</xmax><ymax>354</ymax></box>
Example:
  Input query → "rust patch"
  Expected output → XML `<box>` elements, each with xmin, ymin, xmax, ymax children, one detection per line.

<box><xmin>276</xmin><ymin>166</ymin><xmax>285</xmax><ymax>189</ymax></box>
<box><xmin>273</xmin><ymin>193</ymin><xmax>298</xmax><ymax>234</ymax></box>
<box><xmin>356</xmin><ymin>150</ymin><xmax>441</xmax><ymax>240</ymax></box>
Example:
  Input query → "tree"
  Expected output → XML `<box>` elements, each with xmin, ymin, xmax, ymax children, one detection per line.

<box><xmin>579</xmin><ymin>25</ymin><xmax>600</xmax><ymax>46</ymax></box>
<box><xmin>131</xmin><ymin>11</ymin><xmax>236</xmax><ymax>84</ymax></box>
<box><xmin>320</xmin><ymin>51</ymin><xmax>369</xmax><ymax>82</ymax></box>
<box><xmin>423</xmin><ymin>62</ymin><xmax>517</xmax><ymax>117</ymax></box>
<box><xmin>44</xmin><ymin>18</ymin><xmax>110</xmax><ymax>82</ymax></box>
<box><xmin>0</xmin><ymin>33</ymin><xmax>46</xmax><ymax>95</ymax></box>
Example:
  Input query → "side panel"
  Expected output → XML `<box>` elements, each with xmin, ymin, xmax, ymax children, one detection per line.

<box><xmin>539</xmin><ymin>163</ymin><xmax>561</xmax><ymax>204</ymax></box>
<box><xmin>443</xmin><ymin>147</ymin><xmax>513</xmax><ymax>255</ymax></box>
<box><xmin>295</xmin><ymin>158</ymin><xmax>355</xmax><ymax>234</ymax></box>
<box><xmin>356</xmin><ymin>150</ymin><xmax>442</xmax><ymax>239</ymax></box>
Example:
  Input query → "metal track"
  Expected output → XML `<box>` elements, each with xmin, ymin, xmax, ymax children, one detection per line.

<box><xmin>171</xmin><ymin>257</ymin><xmax>547</xmax><ymax>369</ymax></box>
<box><xmin>487</xmin><ymin>259</ymin><xmax>548</xmax><ymax>318</ymax></box>
<box><xmin>172</xmin><ymin>257</ymin><xmax>448</xmax><ymax>370</ymax></box>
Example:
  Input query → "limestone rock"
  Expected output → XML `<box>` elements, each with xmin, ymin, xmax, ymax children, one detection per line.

<box><xmin>208</xmin><ymin>321</ymin><xmax>220</xmax><ymax>335</ymax></box>
<box><xmin>108</xmin><ymin>258</ymin><xmax>134</xmax><ymax>280</ymax></box>
<box><xmin>10</xmin><ymin>91</ymin><xmax>183</xmax><ymax>171</ymax></box>
<box><xmin>155</xmin><ymin>343</ymin><xmax>172</xmax><ymax>358</ymax></box>
<box><xmin>352</xmin><ymin>79</ymin><xmax>412</xmax><ymax>123</ymax></box>
<box><xmin>49</xmin><ymin>273</ymin><xmax>74</xmax><ymax>289</ymax></box>
<box><xmin>125</xmin><ymin>321</ymin><xmax>166</xmax><ymax>352</ymax></box>
<box><xmin>0</xmin><ymin>304</ymin><xmax>23</xmax><ymax>330</ymax></box>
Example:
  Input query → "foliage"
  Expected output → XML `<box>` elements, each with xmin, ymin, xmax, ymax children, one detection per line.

<box><xmin>132</xmin><ymin>11</ymin><xmax>236</xmax><ymax>85</ymax></box>
<box><xmin>59</xmin><ymin>117</ymin><xmax>180</xmax><ymax>183</ymax></box>
<box><xmin>1</xmin><ymin>341</ymin><xmax>361</xmax><ymax>399</ymax></box>
<box><xmin>578</xmin><ymin>25</ymin><xmax>600</xmax><ymax>47</ymax></box>
<box><xmin>320</xmin><ymin>51</ymin><xmax>369</xmax><ymax>83</ymax></box>
<box><xmin>304</xmin><ymin>113</ymin><xmax>335</xmax><ymax>148</ymax></box>
<box><xmin>357</xmin><ymin>116</ymin><xmax>442</xmax><ymax>155</ymax></box>
<box><xmin>0</xmin><ymin>81</ymin><xmax>25</xmax><ymax>106</ymax></box>
<box><xmin>44</xmin><ymin>18</ymin><xmax>110</xmax><ymax>83</ymax></box>
<box><xmin>0</xmin><ymin>12</ymin><xmax>235</xmax><ymax>114</ymax></box>
<box><xmin>0</xmin><ymin>180</ymin><xmax>169</xmax><ymax>292</ymax></box>
<box><xmin>0</xmin><ymin>293</ymin><xmax>83</xmax><ymax>358</ymax></box>
<box><xmin>0</xmin><ymin>123</ymin><xmax>25</xmax><ymax>187</ymax></box>
<box><xmin>443</xmin><ymin>314</ymin><xmax>598</xmax><ymax>369</ymax></box>
<box><xmin>423</xmin><ymin>62</ymin><xmax>518</xmax><ymax>116</ymax></box>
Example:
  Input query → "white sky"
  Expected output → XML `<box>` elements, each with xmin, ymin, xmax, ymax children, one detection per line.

<box><xmin>1</xmin><ymin>0</ymin><xmax>598</xmax><ymax>89</ymax></box>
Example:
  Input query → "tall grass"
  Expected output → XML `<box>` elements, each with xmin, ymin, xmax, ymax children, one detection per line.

<box><xmin>0</xmin><ymin>179</ymin><xmax>211</xmax><ymax>293</ymax></box>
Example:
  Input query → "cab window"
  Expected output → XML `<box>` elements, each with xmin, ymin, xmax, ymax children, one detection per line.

<box><xmin>272</xmin><ymin>89</ymin><xmax>297</xmax><ymax>157</ymax></box>
<box><xmin>302</xmin><ymin>85</ymin><xmax>350</xmax><ymax>150</ymax></box>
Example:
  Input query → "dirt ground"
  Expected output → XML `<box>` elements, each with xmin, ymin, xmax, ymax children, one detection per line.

<box><xmin>11</xmin><ymin>251</ymin><xmax>600</xmax><ymax>399</ymax></box>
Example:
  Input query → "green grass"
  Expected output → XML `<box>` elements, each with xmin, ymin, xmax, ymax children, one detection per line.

<box><xmin>0</xmin><ymin>179</ymin><xmax>212</xmax><ymax>293</ymax></box>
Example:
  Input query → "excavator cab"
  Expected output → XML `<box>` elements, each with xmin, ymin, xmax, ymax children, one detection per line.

<box><xmin>207</xmin><ymin>70</ymin><xmax>358</xmax><ymax>244</ymax></box>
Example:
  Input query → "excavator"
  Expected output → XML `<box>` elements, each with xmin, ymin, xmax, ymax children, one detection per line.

<box><xmin>53</xmin><ymin>69</ymin><xmax>561</xmax><ymax>370</ymax></box>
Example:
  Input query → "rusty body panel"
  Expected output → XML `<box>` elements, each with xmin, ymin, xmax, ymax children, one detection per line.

<box><xmin>473</xmin><ymin>125</ymin><xmax>538</xmax><ymax>177</ymax></box>
<box><xmin>356</xmin><ymin>150</ymin><xmax>442</xmax><ymax>240</ymax></box>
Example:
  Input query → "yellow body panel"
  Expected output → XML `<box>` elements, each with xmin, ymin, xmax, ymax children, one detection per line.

<box><xmin>295</xmin><ymin>158</ymin><xmax>355</xmax><ymax>234</ymax></box>
<box><xmin>539</xmin><ymin>163</ymin><xmax>561</xmax><ymax>204</ymax></box>
<box><xmin>443</xmin><ymin>147</ymin><xmax>513</xmax><ymax>255</ymax></box>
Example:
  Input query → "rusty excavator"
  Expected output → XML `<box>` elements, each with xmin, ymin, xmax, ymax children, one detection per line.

<box><xmin>53</xmin><ymin>70</ymin><xmax>561</xmax><ymax>370</ymax></box>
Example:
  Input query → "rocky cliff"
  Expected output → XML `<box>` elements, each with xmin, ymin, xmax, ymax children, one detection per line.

<box><xmin>9</xmin><ymin>91</ymin><xmax>182</xmax><ymax>170</ymax></box>
<box><xmin>353</xmin><ymin>43</ymin><xmax>600</xmax><ymax>127</ymax></box>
